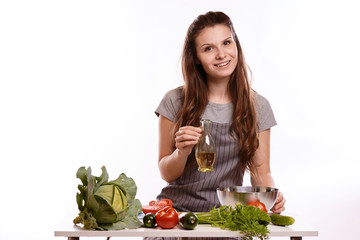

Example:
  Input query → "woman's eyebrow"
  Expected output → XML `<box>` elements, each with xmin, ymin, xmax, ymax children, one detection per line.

<box><xmin>200</xmin><ymin>43</ymin><xmax>211</xmax><ymax>48</ymax></box>
<box><xmin>199</xmin><ymin>36</ymin><xmax>233</xmax><ymax>48</ymax></box>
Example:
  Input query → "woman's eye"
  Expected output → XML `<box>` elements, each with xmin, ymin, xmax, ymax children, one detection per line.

<box><xmin>204</xmin><ymin>46</ymin><xmax>212</xmax><ymax>52</ymax></box>
<box><xmin>224</xmin><ymin>40</ymin><xmax>231</xmax><ymax>45</ymax></box>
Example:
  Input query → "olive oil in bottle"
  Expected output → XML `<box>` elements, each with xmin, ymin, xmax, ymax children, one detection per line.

<box><xmin>195</xmin><ymin>119</ymin><xmax>216</xmax><ymax>172</ymax></box>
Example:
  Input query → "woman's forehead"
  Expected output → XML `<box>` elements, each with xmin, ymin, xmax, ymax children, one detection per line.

<box><xmin>195</xmin><ymin>24</ymin><xmax>232</xmax><ymax>46</ymax></box>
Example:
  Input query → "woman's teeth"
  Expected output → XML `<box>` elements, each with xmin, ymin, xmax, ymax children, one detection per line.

<box><xmin>216</xmin><ymin>61</ymin><xmax>230</xmax><ymax>67</ymax></box>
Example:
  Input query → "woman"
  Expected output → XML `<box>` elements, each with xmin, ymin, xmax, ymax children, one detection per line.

<box><xmin>155</xmin><ymin>11</ymin><xmax>285</xmax><ymax>214</ymax></box>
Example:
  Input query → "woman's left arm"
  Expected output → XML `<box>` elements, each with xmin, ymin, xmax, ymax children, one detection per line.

<box><xmin>250</xmin><ymin>129</ymin><xmax>285</xmax><ymax>213</ymax></box>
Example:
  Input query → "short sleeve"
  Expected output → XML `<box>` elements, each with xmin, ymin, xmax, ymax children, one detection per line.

<box><xmin>255</xmin><ymin>93</ymin><xmax>277</xmax><ymax>132</ymax></box>
<box><xmin>155</xmin><ymin>87</ymin><xmax>183</xmax><ymax>122</ymax></box>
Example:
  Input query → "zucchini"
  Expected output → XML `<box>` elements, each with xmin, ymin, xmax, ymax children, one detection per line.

<box><xmin>270</xmin><ymin>214</ymin><xmax>295</xmax><ymax>226</ymax></box>
<box><xmin>179</xmin><ymin>212</ymin><xmax>198</xmax><ymax>230</ymax></box>
<box><xmin>143</xmin><ymin>213</ymin><xmax>156</xmax><ymax>228</ymax></box>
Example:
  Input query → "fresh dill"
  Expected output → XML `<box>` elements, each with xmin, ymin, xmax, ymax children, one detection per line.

<box><xmin>196</xmin><ymin>203</ymin><xmax>271</xmax><ymax>240</ymax></box>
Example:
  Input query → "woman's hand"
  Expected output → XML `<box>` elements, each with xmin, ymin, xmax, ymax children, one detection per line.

<box><xmin>175</xmin><ymin>126</ymin><xmax>202</xmax><ymax>156</ymax></box>
<box><xmin>158</xmin><ymin>116</ymin><xmax>202</xmax><ymax>183</ymax></box>
<box><xmin>270</xmin><ymin>191</ymin><xmax>285</xmax><ymax>213</ymax></box>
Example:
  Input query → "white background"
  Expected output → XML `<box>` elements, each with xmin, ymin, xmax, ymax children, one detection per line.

<box><xmin>1</xmin><ymin>1</ymin><xmax>359</xmax><ymax>240</ymax></box>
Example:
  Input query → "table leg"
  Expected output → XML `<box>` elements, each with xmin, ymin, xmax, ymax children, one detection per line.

<box><xmin>290</xmin><ymin>237</ymin><xmax>302</xmax><ymax>240</ymax></box>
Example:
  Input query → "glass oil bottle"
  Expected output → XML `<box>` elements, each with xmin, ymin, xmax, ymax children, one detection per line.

<box><xmin>195</xmin><ymin>119</ymin><xmax>216</xmax><ymax>172</ymax></box>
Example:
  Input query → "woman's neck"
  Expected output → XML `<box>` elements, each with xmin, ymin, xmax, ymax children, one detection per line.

<box><xmin>207</xmin><ymin>78</ymin><xmax>231</xmax><ymax>104</ymax></box>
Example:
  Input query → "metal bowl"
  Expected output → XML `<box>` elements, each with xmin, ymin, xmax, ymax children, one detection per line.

<box><xmin>217</xmin><ymin>186</ymin><xmax>279</xmax><ymax>211</ymax></box>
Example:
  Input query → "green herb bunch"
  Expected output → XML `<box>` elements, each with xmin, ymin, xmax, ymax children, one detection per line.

<box><xmin>196</xmin><ymin>203</ymin><xmax>271</xmax><ymax>240</ymax></box>
<box><xmin>73</xmin><ymin>166</ymin><xmax>142</xmax><ymax>230</ymax></box>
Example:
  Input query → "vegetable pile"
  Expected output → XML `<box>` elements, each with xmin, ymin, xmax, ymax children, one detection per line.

<box><xmin>196</xmin><ymin>203</ymin><xmax>271</xmax><ymax>240</ymax></box>
<box><xmin>142</xmin><ymin>199</ymin><xmax>199</xmax><ymax>230</ymax></box>
<box><xmin>73</xmin><ymin>166</ymin><xmax>142</xmax><ymax>230</ymax></box>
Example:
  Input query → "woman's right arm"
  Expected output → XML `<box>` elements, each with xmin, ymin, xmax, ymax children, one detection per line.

<box><xmin>158</xmin><ymin>115</ymin><xmax>202</xmax><ymax>183</ymax></box>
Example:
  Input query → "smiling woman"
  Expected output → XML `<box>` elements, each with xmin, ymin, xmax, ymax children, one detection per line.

<box><xmin>144</xmin><ymin>11</ymin><xmax>285</xmax><ymax>240</ymax></box>
<box><xmin>195</xmin><ymin>25</ymin><xmax>238</xmax><ymax>86</ymax></box>
<box><xmin>2</xmin><ymin>1</ymin><xmax>360</xmax><ymax>240</ymax></box>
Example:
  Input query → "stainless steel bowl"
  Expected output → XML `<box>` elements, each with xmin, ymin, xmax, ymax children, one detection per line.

<box><xmin>217</xmin><ymin>186</ymin><xmax>279</xmax><ymax>211</ymax></box>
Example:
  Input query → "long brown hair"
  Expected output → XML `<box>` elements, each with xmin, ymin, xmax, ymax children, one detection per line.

<box><xmin>175</xmin><ymin>11</ymin><xmax>259</xmax><ymax>175</ymax></box>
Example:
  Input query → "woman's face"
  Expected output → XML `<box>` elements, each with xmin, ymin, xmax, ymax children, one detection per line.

<box><xmin>195</xmin><ymin>24</ymin><xmax>238</xmax><ymax>82</ymax></box>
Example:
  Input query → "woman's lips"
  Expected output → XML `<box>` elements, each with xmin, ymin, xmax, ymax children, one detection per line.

<box><xmin>215</xmin><ymin>60</ymin><xmax>231</xmax><ymax>67</ymax></box>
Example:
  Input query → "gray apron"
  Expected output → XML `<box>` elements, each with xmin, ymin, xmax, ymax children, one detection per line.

<box><xmin>146</xmin><ymin>122</ymin><xmax>243</xmax><ymax>240</ymax></box>
<box><xmin>157</xmin><ymin>122</ymin><xmax>244</xmax><ymax>212</ymax></box>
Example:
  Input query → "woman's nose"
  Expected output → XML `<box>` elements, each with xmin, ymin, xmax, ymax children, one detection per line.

<box><xmin>216</xmin><ymin>48</ymin><xmax>226</xmax><ymax>59</ymax></box>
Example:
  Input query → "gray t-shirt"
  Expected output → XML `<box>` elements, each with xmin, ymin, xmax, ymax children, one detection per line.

<box><xmin>155</xmin><ymin>86</ymin><xmax>276</xmax><ymax>130</ymax></box>
<box><xmin>154</xmin><ymin>86</ymin><xmax>277</xmax><ymax>212</ymax></box>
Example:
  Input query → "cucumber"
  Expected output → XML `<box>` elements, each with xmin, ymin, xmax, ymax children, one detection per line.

<box><xmin>179</xmin><ymin>212</ymin><xmax>198</xmax><ymax>230</ymax></box>
<box><xmin>270</xmin><ymin>214</ymin><xmax>295</xmax><ymax>226</ymax></box>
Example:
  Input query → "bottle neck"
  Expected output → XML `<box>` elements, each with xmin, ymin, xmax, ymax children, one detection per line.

<box><xmin>200</xmin><ymin>119</ymin><xmax>211</xmax><ymax>133</ymax></box>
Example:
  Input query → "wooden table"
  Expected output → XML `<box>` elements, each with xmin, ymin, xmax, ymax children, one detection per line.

<box><xmin>55</xmin><ymin>213</ymin><xmax>318</xmax><ymax>240</ymax></box>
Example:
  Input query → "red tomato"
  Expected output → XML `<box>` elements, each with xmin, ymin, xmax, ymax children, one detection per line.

<box><xmin>247</xmin><ymin>200</ymin><xmax>268</xmax><ymax>213</ymax></box>
<box><xmin>142</xmin><ymin>205</ymin><xmax>163</xmax><ymax>214</ymax></box>
<box><xmin>143</xmin><ymin>199</ymin><xmax>174</xmax><ymax>214</ymax></box>
<box><xmin>155</xmin><ymin>206</ymin><xmax>179</xmax><ymax>229</ymax></box>
<box><xmin>158</xmin><ymin>199</ymin><xmax>173</xmax><ymax>207</ymax></box>
<box><xmin>149</xmin><ymin>200</ymin><xmax>159</xmax><ymax>206</ymax></box>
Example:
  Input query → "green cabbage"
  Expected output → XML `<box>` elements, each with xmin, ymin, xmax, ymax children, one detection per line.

<box><xmin>73</xmin><ymin>166</ymin><xmax>142</xmax><ymax>230</ymax></box>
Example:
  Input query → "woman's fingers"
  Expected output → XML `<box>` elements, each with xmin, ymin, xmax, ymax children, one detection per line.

<box><xmin>175</xmin><ymin>134</ymin><xmax>199</xmax><ymax>150</ymax></box>
<box><xmin>175</xmin><ymin>134</ymin><xmax>199</xmax><ymax>142</ymax></box>
<box><xmin>271</xmin><ymin>191</ymin><xmax>286</xmax><ymax>213</ymax></box>
<box><xmin>175</xmin><ymin>126</ymin><xmax>202</xmax><ymax>155</ymax></box>
<box><xmin>176</xmin><ymin>126</ymin><xmax>202</xmax><ymax>137</ymax></box>
<box><xmin>175</xmin><ymin>139</ymin><xmax>197</xmax><ymax>149</ymax></box>
<box><xmin>175</xmin><ymin>126</ymin><xmax>202</xmax><ymax>144</ymax></box>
